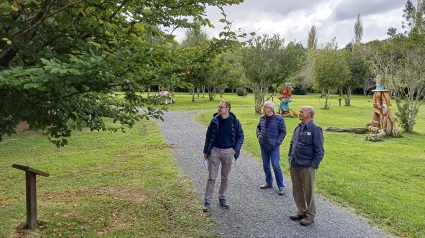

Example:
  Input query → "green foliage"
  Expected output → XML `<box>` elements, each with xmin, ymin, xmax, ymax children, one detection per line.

<box><xmin>242</xmin><ymin>34</ymin><xmax>306</xmax><ymax>113</ymax></box>
<box><xmin>313</xmin><ymin>44</ymin><xmax>351</xmax><ymax>92</ymax></box>
<box><xmin>235</xmin><ymin>87</ymin><xmax>247</xmax><ymax>96</ymax></box>
<box><xmin>0</xmin><ymin>0</ymin><xmax>243</xmax><ymax>144</ymax></box>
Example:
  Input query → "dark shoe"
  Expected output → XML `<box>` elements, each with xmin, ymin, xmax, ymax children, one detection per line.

<box><xmin>219</xmin><ymin>198</ymin><xmax>230</xmax><ymax>209</ymax></box>
<box><xmin>289</xmin><ymin>214</ymin><xmax>305</xmax><ymax>221</ymax></box>
<box><xmin>260</xmin><ymin>184</ymin><xmax>272</xmax><ymax>189</ymax></box>
<box><xmin>300</xmin><ymin>216</ymin><xmax>314</xmax><ymax>226</ymax></box>
<box><xmin>202</xmin><ymin>202</ymin><xmax>210</xmax><ymax>212</ymax></box>
<box><xmin>278</xmin><ymin>187</ymin><xmax>284</xmax><ymax>196</ymax></box>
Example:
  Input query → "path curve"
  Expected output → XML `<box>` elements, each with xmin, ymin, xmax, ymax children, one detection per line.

<box><xmin>156</xmin><ymin>110</ymin><xmax>395</xmax><ymax>238</ymax></box>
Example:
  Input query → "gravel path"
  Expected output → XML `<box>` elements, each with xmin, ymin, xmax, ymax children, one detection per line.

<box><xmin>156</xmin><ymin>110</ymin><xmax>395</xmax><ymax>238</ymax></box>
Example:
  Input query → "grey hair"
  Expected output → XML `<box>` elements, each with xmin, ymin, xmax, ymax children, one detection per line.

<box><xmin>263</xmin><ymin>101</ymin><xmax>275</xmax><ymax>111</ymax></box>
<box><xmin>303</xmin><ymin>105</ymin><xmax>315</xmax><ymax>119</ymax></box>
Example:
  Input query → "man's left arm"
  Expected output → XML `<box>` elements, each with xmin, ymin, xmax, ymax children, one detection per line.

<box><xmin>234</xmin><ymin>119</ymin><xmax>244</xmax><ymax>154</ymax></box>
<box><xmin>311</xmin><ymin>127</ymin><xmax>325</xmax><ymax>169</ymax></box>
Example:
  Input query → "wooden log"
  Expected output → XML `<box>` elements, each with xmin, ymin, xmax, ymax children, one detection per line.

<box><xmin>324</xmin><ymin>126</ymin><xmax>369</xmax><ymax>134</ymax></box>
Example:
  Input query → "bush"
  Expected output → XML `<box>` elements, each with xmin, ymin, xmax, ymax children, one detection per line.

<box><xmin>292</xmin><ymin>84</ymin><xmax>308</xmax><ymax>95</ymax></box>
<box><xmin>236</xmin><ymin>87</ymin><xmax>247</xmax><ymax>96</ymax></box>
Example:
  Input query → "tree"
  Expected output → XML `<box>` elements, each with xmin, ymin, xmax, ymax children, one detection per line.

<box><xmin>402</xmin><ymin>0</ymin><xmax>416</xmax><ymax>33</ymax></box>
<box><xmin>242</xmin><ymin>34</ymin><xmax>305</xmax><ymax>113</ymax></box>
<box><xmin>344</xmin><ymin>50</ymin><xmax>370</xmax><ymax>105</ymax></box>
<box><xmin>354</xmin><ymin>14</ymin><xmax>363</xmax><ymax>46</ymax></box>
<box><xmin>366</xmin><ymin>30</ymin><xmax>425</xmax><ymax>132</ymax></box>
<box><xmin>0</xmin><ymin>0</ymin><xmax>243</xmax><ymax>145</ymax></box>
<box><xmin>313</xmin><ymin>43</ymin><xmax>351</xmax><ymax>110</ymax></box>
<box><xmin>307</xmin><ymin>25</ymin><xmax>318</xmax><ymax>50</ymax></box>
<box><xmin>180</xmin><ymin>27</ymin><xmax>209</xmax><ymax>101</ymax></box>
<box><xmin>340</xmin><ymin>13</ymin><xmax>369</xmax><ymax>106</ymax></box>
<box><xmin>297</xmin><ymin>25</ymin><xmax>319</xmax><ymax>91</ymax></box>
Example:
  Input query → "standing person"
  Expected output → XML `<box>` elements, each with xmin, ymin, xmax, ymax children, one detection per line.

<box><xmin>256</xmin><ymin>101</ymin><xmax>287</xmax><ymax>195</ymax></box>
<box><xmin>288</xmin><ymin>106</ymin><xmax>324</xmax><ymax>226</ymax></box>
<box><xmin>202</xmin><ymin>100</ymin><xmax>244</xmax><ymax>212</ymax></box>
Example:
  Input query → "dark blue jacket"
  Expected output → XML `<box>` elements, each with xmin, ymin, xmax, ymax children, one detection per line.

<box><xmin>203</xmin><ymin>112</ymin><xmax>244</xmax><ymax>159</ymax></box>
<box><xmin>288</xmin><ymin>120</ymin><xmax>324</xmax><ymax>169</ymax></box>
<box><xmin>256</xmin><ymin>113</ymin><xmax>286</xmax><ymax>151</ymax></box>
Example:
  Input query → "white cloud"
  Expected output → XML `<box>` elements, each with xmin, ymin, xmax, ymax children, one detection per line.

<box><xmin>173</xmin><ymin>0</ymin><xmax>405</xmax><ymax>48</ymax></box>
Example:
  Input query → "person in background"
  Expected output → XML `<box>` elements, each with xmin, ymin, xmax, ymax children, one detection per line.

<box><xmin>288</xmin><ymin>106</ymin><xmax>325</xmax><ymax>226</ymax></box>
<box><xmin>256</xmin><ymin>101</ymin><xmax>286</xmax><ymax>195</ymax></box>
<box><xmin>202</xmin><ymin>100</ymin><xmax>244</xmax><ymax>212</ymax></box>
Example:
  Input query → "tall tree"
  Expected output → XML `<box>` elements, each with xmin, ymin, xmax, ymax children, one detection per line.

<box><xmin>313</xmin><ymin>43</ymin><xmax>351</xmax><ymax>109</ymax></box>
<box><xmin>354</xmin><ymin>14</ymin><xmax>363</xmax><ymax>46</ymax></box>
<box><xmin>242</xmin><ymin>34</ymin><xmax>305</xmax><ymax>113</ymax></box>
<box><xmin>402</xmin><ymin>0</ymin><xmax>416</xmax><ymax>33</ymax></box>
<box><xmin>0</xmin><ymin>0</ymin><xmax>243</xmax><ymax>145</ymax></box>
<box><xmin>307</xmin><ymin>25</ymin><xmax>318</xmax><ymax>50</ymax></box>
<box><xmin>180</xmin><ymin>27</ymin><xmax>209</xmax><ymax>102</ymax></box>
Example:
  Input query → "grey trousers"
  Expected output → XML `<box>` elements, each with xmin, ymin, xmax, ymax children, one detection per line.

<box><xmin>205</xmin><ymin>147</ymin><xmax>234</xmax><ymax>203</ymax></box>
<box><xmin>290</xmin><ymin>166</ymin><xmax>316</xmax><ymax>218</ymax></box>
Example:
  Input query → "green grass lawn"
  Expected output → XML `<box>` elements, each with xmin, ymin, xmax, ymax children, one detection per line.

<box><xmin>0</xmin><ymin>119</ymin><xmax>217</xmax><ymax>238</ymax></box>
<box><xmin>168</xmin><ymin>92</ymin><xmax>425</xmax><ymax>237</ymax></box>
<box><xmin>1</xmin><ymin>92</ymin><xmax>424</xmax><ymax>237</ymax></box>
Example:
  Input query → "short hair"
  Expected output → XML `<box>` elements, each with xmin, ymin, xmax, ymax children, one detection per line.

<box><xmin>263</xmin><ymin>101</ymin><xmax>275</xmax><ymax>111</ymax></box>
<box><xmin>221</xmin><ymin>100</ymin><xmax>231</xmax><ymax>111</ymax></box>
<box><xmin>302</xmin><ymin>105</ymin><xmax>315</xmax><ymax>119</ymax></box>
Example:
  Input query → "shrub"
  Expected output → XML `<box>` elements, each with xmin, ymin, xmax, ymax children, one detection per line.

<box><xmin>236</xmin><ymin>87</ymin><xmax>247</xmax><ymax>96</ymax></box>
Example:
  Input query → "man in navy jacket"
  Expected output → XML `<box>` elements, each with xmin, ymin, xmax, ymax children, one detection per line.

<box><xmin>288</xmin><ymin>105</ymin><xmax>324</xmax><ymax>226</ymax></box>
<box><xmin>256</xmin><ymin>101</ymin><xmax>287</xmax><ymax>195</ymax></box>
<box><xmin>202</xmin><ymin>100</ymin><xmax>244</xmax><ymax>212</ymax></box>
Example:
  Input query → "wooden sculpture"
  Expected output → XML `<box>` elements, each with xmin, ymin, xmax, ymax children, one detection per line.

<box><xmin>324</xmin><ymin>75</ymin><xmax>400</xmax><ymax>141</ymax></box>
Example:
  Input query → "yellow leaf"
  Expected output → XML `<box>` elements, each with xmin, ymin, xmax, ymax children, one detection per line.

<box><xmin>7</xmin><ymin>40</ymin><xmax>11</xmax><ymax>45</ymax></box>
<box><xmin>134</xmin><ymin>23</ymin><xmax>145</xmax><ymax>32</ymax></box>
<box><xmin>54</xmin><ymin>212</ymin><xmax>59</xmax><ymax>216</ymax></box>
<box><xmin>142</xmin><ymin>9</ymin><xmax>153</xmax><ymax>15</ymax></box>
<box><xmin>79</xmin><ymin>8</ymin><xmax>85</xmax><ymax>16</ymax></box>
<box><xmin>2</xmin><ymin>38</ymin><xmax>9</xmax><ymax>41</ymax></box>
<box><xmin>11</xmin><ymin>5</ymin><xmax>19</xmax><ymax>12</ymax></box>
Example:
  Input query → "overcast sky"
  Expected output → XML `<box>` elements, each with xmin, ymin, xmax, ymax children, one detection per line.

<box><xmin>174</xmin><ymin>0</ymin><xmax>407</xmax><ymax>48</ymax></box>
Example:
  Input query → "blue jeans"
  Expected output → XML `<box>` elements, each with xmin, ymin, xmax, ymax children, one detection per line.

<box><xmin>260</xmin><ymin>146</ymin><xmax>284</xmax><ymax>188</ymax></box>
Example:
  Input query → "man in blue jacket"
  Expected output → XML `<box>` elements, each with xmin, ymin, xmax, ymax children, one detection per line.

<box><xmin>288</xmin><ymin>106</ymin><xmax>324</xmax><ymax>226</ymax></box>
<box><xmin>202</xmin><ymin>100</ymin><xmax>244</xmax><ymax>212</ymax></box>
<box><xmin>256</xmin><ymin>101</ymin><xmax>286</xmax><ymax>195</ymax></box>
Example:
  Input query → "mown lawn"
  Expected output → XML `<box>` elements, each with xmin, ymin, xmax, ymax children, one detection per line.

<box><xmin>167</xmin><ymin>92</ymin><xmax>425</xmax><ymax>237</ymax></box>
<box><xmin>1</xmin><ymin>92</ymin><xmax>424</xmax><ymax>237</ymax></box>
<box><xmin>0</xmin><ymin>119</ymin><xmax>217</xmax><ymax>238</ymax></box>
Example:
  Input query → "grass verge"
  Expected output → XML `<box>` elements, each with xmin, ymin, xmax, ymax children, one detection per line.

<box><xmin>0</xmin><ymin>119</ymin><xmax>217</xmax><ymax>238</ymax></box>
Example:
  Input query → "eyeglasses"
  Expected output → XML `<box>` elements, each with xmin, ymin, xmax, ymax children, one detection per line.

<box><xmin>218</xmin><ymin>106</ymin><xmax>227</xmax><ymax>109</ymax></box>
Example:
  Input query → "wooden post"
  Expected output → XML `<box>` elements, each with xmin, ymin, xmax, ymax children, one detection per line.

<box><xmin>12</xmin><ymin>164</ymin><xmax>49</xmax><ymax>230</ymax></box>
<box><xmin>338</xmin><ymin>98</ymin><xmax>342</xmax><ymax>106</ymax></box>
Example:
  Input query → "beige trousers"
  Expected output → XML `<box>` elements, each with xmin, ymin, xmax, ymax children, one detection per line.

<box><xmin>290</xmin><ymin>166</ymin><xmax>316</xmax><ymax>218</ymax></box>
<box><xmin>204</xmin><ymin>147</ymin><xmax>233</xmax><ymax>203</ymax></box>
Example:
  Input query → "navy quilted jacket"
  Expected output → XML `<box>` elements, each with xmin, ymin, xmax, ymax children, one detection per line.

<box><xmin>256</xmin><ymin>113</ymin><xmax>286</xmax><ymax>150</ymax></box>
<box><xmin>203</xmin><ymin>112</ymin><xmax>244</xmax><ymax>159</ymax></box>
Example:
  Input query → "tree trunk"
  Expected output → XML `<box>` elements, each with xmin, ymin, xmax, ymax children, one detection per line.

<box><xmin>253</xmin><ymin>84</ymin><xmax>267</xmax><ymax>114</ymax></box>
<box><xmin>344</xmin><ymin>88</ymin><xmax>352</xmax><ymax>106</ymax></box>
<box><xmin>191</xmin><ymin>86</ymin><xmax>195</xmax><ymax>102</ymax></box>
<box><xmin>323</xmin><ymin>90</ymin><xmax>330</xmax><ymax>110</ymax></box>
<box><xmin>202</xmin><ymin>85</ymin><xmax>205</xmax><ymax>98</ymax></box>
